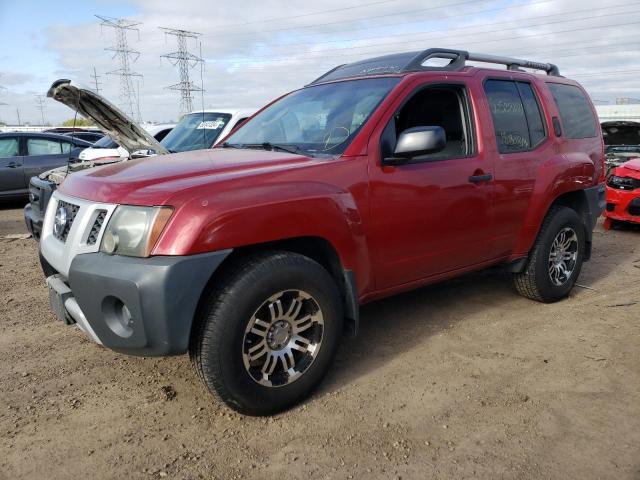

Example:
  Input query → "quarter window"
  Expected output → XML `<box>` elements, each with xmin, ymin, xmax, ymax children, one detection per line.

<box><xmin>484</xmin><ymin>79</ymin><xmax>547</xmax><ymax>153</ymax></box>
<box><xmin>547</xmin><ymin>83</ymin><xmax>597</xmax><ymax>139</ymax></box>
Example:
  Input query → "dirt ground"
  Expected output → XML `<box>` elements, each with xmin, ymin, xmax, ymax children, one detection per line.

<box><xmin>0</xmin><ymin>202</ymin><xmax>639</xmax><ymax>480</ymax></box>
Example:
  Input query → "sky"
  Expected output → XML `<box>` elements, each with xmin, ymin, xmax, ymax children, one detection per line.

<box><xmin>0</xmin><ymin>0</ymin><xmax>639</xmax><ymax>125</ymax></box>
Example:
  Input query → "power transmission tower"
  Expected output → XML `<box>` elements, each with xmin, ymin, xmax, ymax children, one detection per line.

<box><xmin>96</xmin><ymin>15</ymin><xmax>143</xmax><ymax>121</ymax></box>
<box><xmin>35</xmin><ymin>95</ymin><xmax>47</xmax><ymax>125</ymax></box>
<box><xmin>90</xmin><ymin>66</ymin><xmax>102</xmax><ymax>94</ymax></box>
<box><xmin>160</xmin><ymin>27</ymin><xmax>204</xmax><ymax>116</ymax></box>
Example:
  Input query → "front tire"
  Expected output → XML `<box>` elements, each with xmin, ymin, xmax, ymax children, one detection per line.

<box><xmin>514</xmin><ymin>206</ymin><xmax>585</xmax><ymax>303</ymax></box>
<box><xmin>190</xmin><ymin>251</ymin><xmax>343</xmax><ymax>415</ymax></box>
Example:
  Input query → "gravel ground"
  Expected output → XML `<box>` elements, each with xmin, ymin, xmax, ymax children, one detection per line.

<box><xmin>1</xmin><ymin>203</ymin><xmax>639</xmax><ymax>480</ymax></box>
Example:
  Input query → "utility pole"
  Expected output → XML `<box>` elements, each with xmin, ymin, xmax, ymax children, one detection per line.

<box><xmin>160</xmin><ymin>27</ymin><xmax>204</xmax><ymax>116</ymax></box>
<box><xmin>16</xmin><ymin>108</ymin><xmax>21</xmax><ymax>126</ymax></box>
<box><xmin>90</xmin><ymin>66</ymin><xmax>102</xmax><ymax>94</ymax></box>
<box><xmin>96</xmin><ymin>15</ymin><xmax>143</xmax><ymax>121</ymax></box>
<box><xmin>35</xmin><ymin>94</ymin><xmax>46</xmax><ymax>125</ymax></box>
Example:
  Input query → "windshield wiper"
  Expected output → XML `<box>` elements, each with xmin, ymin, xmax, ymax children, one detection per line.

<box><xmin>220</xmin><ymin>142</ymin><xmax>241</xmax><ymax>149</ymax></box>
<box><xmin>243</xmin><ymin>142</ymin><xmax>302</xmax><ymax>156</ymax></box>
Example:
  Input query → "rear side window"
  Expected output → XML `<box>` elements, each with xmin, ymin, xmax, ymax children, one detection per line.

<box><xmin>27</xmin><ymin>138</ymin><xmax>63</xmax><ymax>155</ymax></box>
<box><xmin>484</xmin><ymin>79</ymin><xmax>547</xmax><ymax>153</ymax></box>
<box><xmin>0</xmin><ymin>138</ymin><xmax>19</xmax><ymax>157</ymax></box>
<box><xmin>547</xmin><ymin>83</ymin><xmax>597</xmax><ymax>139</ymax></box>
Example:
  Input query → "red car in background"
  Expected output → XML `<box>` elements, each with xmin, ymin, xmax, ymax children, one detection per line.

<box><xmin>604</xmin><ymin>158</ymin><xmax>640</xmax><ymax>229</ymax></box>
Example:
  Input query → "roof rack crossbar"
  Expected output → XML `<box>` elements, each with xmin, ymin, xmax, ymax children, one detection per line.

<box><xmin>402</xmin><ymin>48</ymin><xmax>560</xmax><ymax>76</ymax></box>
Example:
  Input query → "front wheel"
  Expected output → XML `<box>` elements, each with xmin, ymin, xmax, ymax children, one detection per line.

<box><xmin>514</xmin><ymin>206</ymin><xmax>585</xmax><ymax>303</ymax></box>
<box><xmin>190</xmin><ymin>251</ymin><xmax>343</xmax><ymax>415</ymax></box>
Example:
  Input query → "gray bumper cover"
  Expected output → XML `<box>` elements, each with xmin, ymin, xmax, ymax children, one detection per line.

<box><xmin>66</xmin><ymin>250</ymin><xmax>231</xmax><ymax>356</ymax></box>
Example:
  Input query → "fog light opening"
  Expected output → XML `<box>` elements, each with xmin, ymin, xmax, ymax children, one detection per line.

<box><xmin>102</xmin><ymin>296</ymin><xmax>134</xmax><ymax>338</ymax></box>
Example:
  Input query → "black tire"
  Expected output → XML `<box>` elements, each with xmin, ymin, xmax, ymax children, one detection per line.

<box><xmin>190</xmin><ymin>251</ymin><xmax>343</xmax><ymax>415</ymax></box>
<box><xmin>514</xmin><ymin>205</ymin><xmax>585</xmax><ymax>303</ymax></box>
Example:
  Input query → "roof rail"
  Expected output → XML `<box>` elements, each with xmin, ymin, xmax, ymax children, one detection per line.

<box><xmin>402</xmin><ymin>48</ymin><xmax>560</xmax><ymax>76</ymax></box>
<box><xmin>308</xmin><ymin>47</ymin><xmax>560</xmax><ymax>85</ymax></box>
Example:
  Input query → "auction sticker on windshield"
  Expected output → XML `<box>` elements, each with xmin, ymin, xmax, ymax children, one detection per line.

<box><xmin>197</xmin><ymin>119</ymin><xmax>225</xmax><ymax>130</ymax></box>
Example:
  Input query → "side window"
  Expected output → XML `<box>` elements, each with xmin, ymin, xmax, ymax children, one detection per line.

<box><xmin>516</xmin><ymin>82</ymin><xmax>546</xmax><ymax>147</ymax></box>
<box><xmin>547</xmin><ymin>83</ymin><xmax>597</xmax><ymax>139</ymax></box>
<box><xmin>484</xmin><ymin>80</ymin><xmax>531</xmax><ymax>153</ymax></box>
<box><xmin>27</xmin><ymin>138</ymin><xmax>63</xmax><ymax>156</ymax></box>
<box><xmin>385</xmin><ymin>85</ymin><xmax>473</xmax><ymax>160</ymax></box>
<box><xmin>61</xmin><ymin>142</ymin><xmax>72</xmax><ymax>154</ymax></box>
<box><xmin>0</xmin><ymin>138</ymin><xmax>19</xmax><ymax>157</ymax></box>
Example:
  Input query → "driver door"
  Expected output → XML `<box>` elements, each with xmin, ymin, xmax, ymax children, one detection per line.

<box><xmin>0</xmin><ymin>136</ymin><xmax>25</xmax><ymax>195</ymax></box>
<box><xmin>368</xmin><ymin>82</ymin><xmax>495</xmax><ymax>289</ymax></box>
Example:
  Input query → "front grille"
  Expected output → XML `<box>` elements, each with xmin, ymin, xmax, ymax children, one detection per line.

<box><xmin>629</xmin><ymin>199</ymin><xmax>640</xmax><ymax>217</ymax></box>
<box><xmin>53</xmin><ymin>200</ymin><xmax>80</xmax><ymax>243</ymax></box>
<box><xmin>86</xmin><ymin>210</ymin><xmax>107</xmax><ymax>245</ymax></box>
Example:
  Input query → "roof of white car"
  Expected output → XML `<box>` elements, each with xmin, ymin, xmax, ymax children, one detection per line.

<box><xmin>187</xmin><ymin>108</ymin><xmax>258</xmax><ymax>117</ymax></box>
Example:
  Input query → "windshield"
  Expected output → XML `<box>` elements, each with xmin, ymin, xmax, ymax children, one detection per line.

<box><xmin>225</xmin><ymin>77</ymin><xmax>399</xmax><ymax>157</ymax></box>
<box><xmin>92</xmin><ymin>135</ymin><xmax>118</xmax><ymax>149</ymax></box>
<box><xmin>161</xmin><ymin>112</ymin><xmax>231</xmax><ymax>152</ymax></box>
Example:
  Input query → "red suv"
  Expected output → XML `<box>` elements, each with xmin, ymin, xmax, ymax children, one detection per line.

<box><xmin>40</xmin><ymin>49</ymin><xmax>605</xmax><ymax>415</ymax></box>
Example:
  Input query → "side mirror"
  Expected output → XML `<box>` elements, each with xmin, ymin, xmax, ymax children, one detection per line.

<box><xmin>384</xmin><ymin>126</ymin><xmax>446</xmax><ymax>164</ymax></box>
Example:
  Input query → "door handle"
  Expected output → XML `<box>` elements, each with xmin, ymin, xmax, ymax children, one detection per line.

<box><xmin>6</xmin><ymin>161</ymin><xmax>20</xmax><ymax>168</ymax></box>
<box><xmin>469</xmin><ymin>173</ymin><xmax>493</xmax><ymax>183</ymax></box>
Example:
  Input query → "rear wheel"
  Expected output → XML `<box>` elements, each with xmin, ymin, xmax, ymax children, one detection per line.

<box><xmin>514</xmin><ymin>206</ymin><xmax>585</xmax><ymax>303</ymax></box>
<box><xmin>190</xmin><ymin>251</ymin><xmax>343</xmax><ymax>415</ymax></box>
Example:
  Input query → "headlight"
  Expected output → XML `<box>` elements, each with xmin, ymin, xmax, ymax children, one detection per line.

<box><xmin>100</xmin><ymin>206</ymin><xmax>173</xmax><ymax>257</ymax></box>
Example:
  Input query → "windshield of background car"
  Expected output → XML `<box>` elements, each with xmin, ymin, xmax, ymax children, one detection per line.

<box><xmin>92</xmin><ymin>135</ymin><xmax>118</xmax><ymax>149</ymax></box>
<box><xmin>161</xmin><ymin>112</ymin><xmax>232</xmax><ymax>152</ymax></box>
<box><xmin>226</xmin><ymin>77</ymin><xmax>400</xmax><ymax>157</ymax></box>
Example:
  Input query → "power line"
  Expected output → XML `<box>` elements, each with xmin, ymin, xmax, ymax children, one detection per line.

<box><xmin>235</xmin><ymin>19</ymin><xmax>640</xmax><ymax>72</ymax></box>
<box><xmin>35</xmin><ymin>94</ymin><xmax>46</xmax><ymax>126</ymax></box>
<box><xmin>160</xmin><ymin>27</ymin><xmax>204</xmax><ymax>116</ymax></box>
<box><xmin>90</xmin><ymin>66</ymin><xmax>102</xmax><ymax>94</ymax></box>
<box><xmin>205</xmin><ymin>0</ymin><xmax>490</xmax><ymax>37</ymax></box>
<box><xmin>96</xmin><ymin>15</ymin><xmax>143</xmax><ymax>122</ymax></box>
<box><xmin>219</xmin><ymin>0</ymin><xmax>397</xmax><ymax>28</ymax></box>
<box><xmin>228</xmin><ymin>6</ymin><xmax>640</xmax><ymax>62</ymax></box>
<box><xmin>259</xmin><ymin>1</ymin><xmax>638</xmax><ymax>50</ymax></box>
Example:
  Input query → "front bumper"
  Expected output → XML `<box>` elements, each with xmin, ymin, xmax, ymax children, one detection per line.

<box><xmin>45</xmin><ymin>250</ymin><xmax>231</xmax><ymax>356</ymax></box>
<box><xmin>604</xmin><ymin>187</ymin><xmax>640</xmax><ymax>224</ymax></box>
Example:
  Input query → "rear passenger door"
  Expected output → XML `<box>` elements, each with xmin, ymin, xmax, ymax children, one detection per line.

<box><xmin>23</xmin><ymin>137</ymin><xmax>73</xmax><ymax>183</ymax></box>
<box><xmin>482</xmin><ymin>78</ymin><xmax>550</xmax><ymax>258</ymax></box>
<box><xmin>0</xmin><ymin>136</ymin><xmax>25</xmax><ymax>195</ymax></box>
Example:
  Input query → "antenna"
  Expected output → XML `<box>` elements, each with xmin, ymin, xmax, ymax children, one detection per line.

<box><xmin>16</xmin><ymin>108</ymin><xmax>21</xmax><ymax>126</ymax></box>
<box><xmin>90</xmin><ymin>66</ymin><xmax>102</xmax><ymax>94</ymax></box>
<box><xmin>160</xmin><ymin>27</ymin><xmax>204</xmax><ymax>116</ymax></box>
<box><xmin>96</xmin><ymin>15</ymin><xmax>143</xmax><ymax>122</ymax></box>
<box><xmin>35</xmin><ymin>94</ymin><xmax>47</xmax><ymax>125</ymax></box>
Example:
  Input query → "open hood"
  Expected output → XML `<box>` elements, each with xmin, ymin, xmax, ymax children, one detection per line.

<box><xmin>47</xmin><ymin>79</ymin><xmax>169</xmax><ymax>155</ymax></box>
<box><xmin>601</xmin><ymin>121</ymin><xmax>640</xmax><ymax>146</ymax></box>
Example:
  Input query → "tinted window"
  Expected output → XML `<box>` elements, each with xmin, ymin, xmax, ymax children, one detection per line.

<box><xmin>547</xmin><ymin>83</ymin><xmax>597</xmax><ymax>139</ymax></box>
<box><xmin>61</xmin><ymin>142</ymin><xmax>72</xmax><ymax>154</ymax></box>
<box><xmin>0</xmin><ymin>138</ymin><xmax>19</xmax><ymax>157</ymax></box>
<box><xmin>484</xmin><ymin>80</ymin><xmax>531</xmax><ymax>153</ymax></box>
<box><xmin>517</xmin><ymin>82</ymin><xmax>546</xmax><ymax>147</ymax></box>
<box><xmin>93</xmin><ymin>136</ymin><xmax>119</xmax><ymax>149</ymax></box>
<box><xmin>27</xmin><ymin>138</ymin><xmax>62</xmax><ymax>155</ymax></box>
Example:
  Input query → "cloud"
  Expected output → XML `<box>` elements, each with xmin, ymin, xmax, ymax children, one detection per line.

<box><xmin>2</xmin><ymin>0</ymin><xmax>639</xmax><ymax>123</ymax></box>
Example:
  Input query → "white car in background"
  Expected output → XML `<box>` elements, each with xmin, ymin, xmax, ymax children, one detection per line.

<box><xmin>76</xmin><ymin>123</ymin><xmax>176</xmax><ymax>163</ymax></box>
<box><xmin>161</xmin><ymin>109</ymin><xmax>257</xmax><ymax>153</ymax></box>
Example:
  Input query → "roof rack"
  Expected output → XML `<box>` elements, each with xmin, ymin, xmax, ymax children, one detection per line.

<box><xmin>308</xmin><ymin>48</ymin><xmax>560</xmax><ymax>85</ymax></box>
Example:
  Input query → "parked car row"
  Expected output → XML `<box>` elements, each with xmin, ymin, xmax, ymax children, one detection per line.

<box><xmin>37</xmin><ymin>48</ymin><xmax>607</xmax><ymax>415</ymax></box>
